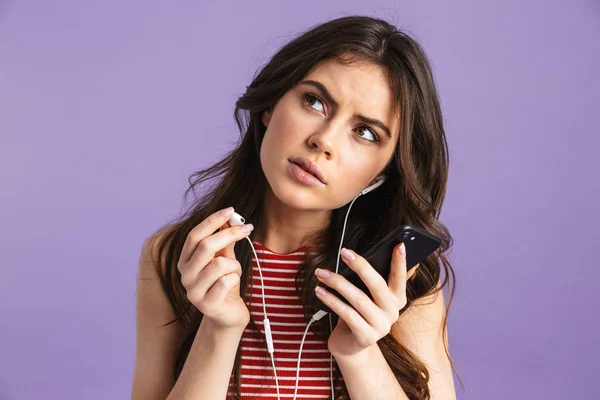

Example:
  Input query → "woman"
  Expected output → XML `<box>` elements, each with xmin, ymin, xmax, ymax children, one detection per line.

<box><xmin>132</xmin><ymin>15</ymin><xmax>459</xmax><ymax>400</ymax></box>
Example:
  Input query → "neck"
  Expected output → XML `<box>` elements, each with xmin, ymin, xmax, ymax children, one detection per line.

<box><xmin>255</xmin><ymin>186</ymin><xmax>331</xmax><ymax>254</ymax></box>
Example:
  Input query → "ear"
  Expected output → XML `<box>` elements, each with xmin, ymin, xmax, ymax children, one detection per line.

<box><xmin>262</xmin><ymin>107</ymin><xmax>272</xmax><ymax>128</ymax></box>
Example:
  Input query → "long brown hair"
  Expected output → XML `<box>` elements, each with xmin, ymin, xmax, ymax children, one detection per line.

<box><xmin>149</xmin><ymin>15</ymin><xmax>460</xmax><ymax>400</ymax></box>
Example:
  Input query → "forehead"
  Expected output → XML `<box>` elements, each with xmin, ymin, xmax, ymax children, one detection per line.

<box><xmin>302</xmin><ymin>58</ymin><xmax>400</xmax><ymax>139</ymax></box>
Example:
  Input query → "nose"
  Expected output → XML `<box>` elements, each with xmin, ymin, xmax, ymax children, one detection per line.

<box><xmin>308</xmin><ymin>137</ymin><xmax>331</xmax><ymax>157</ymax></box>
<box><xmin>307</xmin><ymin>120</ymin><xmax>345</xmax><ymax>158</ymax></box>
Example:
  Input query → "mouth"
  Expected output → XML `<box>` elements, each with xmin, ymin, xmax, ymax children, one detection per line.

<box><xmin>289</xmin><ymin>157</ymin><xmax>326</xmax><ymax>184</ymax></box>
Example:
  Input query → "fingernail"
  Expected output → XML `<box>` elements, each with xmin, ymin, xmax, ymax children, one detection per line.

<box><xmin>315</xmin><ymin>286</ymin><xmax>327</xmax><ymax>296</ymax></box>
<box><xmin>241</xmin><ymin>224</ymin><xmax>254</xmax><ymax>232</ymax></box>
<box><xmin>315</xmin><ymin>268</ymin><xmax>330</xmax><ymax>279</ymax></box>
<box><xmin>219</xmin><ymin>207</ymin><xmax>234</xmax><ymax>217</ymax></box>
<box><xmin>399</xmin><ymin>243</ymin><xmax>406</xmax><ymax>255</ymax></box>
<box><xmin>341</xmin><ymin>248</ymin><xmax>355</xmax><ymax>261</ymax></box>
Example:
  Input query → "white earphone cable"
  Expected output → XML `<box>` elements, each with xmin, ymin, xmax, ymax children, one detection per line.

<box><xmin>329</xmin><ymin>194</ymin><xmax>360</xmax><ymax>400</ymax></box>
<box><xmin>239</xmin><ymin>181</ymin><xmax>373</xmax><ymax>400</ymax></box>
<box><xmin>246</xmin><ymin>237</ymin><xmax>281</xmax><ymax>400</ymax></box>
<box><xmin>296</xmin><ymin>193</ymin><xmax>361</xmax><ymax>400</ymax></box>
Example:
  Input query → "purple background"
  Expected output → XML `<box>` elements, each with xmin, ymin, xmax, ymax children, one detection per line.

<box><xmin>1</xmin><ymin>1</ymin><xmax>598</xmax><ymax>399</ymax></box>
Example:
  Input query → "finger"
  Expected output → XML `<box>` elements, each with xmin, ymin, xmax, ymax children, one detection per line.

<box><xmin>203</xmin><ymin>272</ymin><xmax>241</xmax><ymax>310</ymax></box>
<box><xmin>180</xmin><ymin>207</ymin><xmax>236</xmax><ymax>263</ymax></box>
<box><xmin>339</xmin><ymin>248</ymin><xmax>395</xmax><ymax>311</ymax></box>
<box><xmin>218</xmin><ymin>221</ymin><xmax>236</xmax><ymax>259</ymax></box>
<box><xmin>194</xmin><ymin>256</ymin><xmax>242</xmax><ymax>298</ymax></box>
<box><xmin>388</xmin><ymin>243</ymin><xmax>408</xmax><ymax>298</ymax></box>
<box><xmin>315</xmin><ymin>267</ymin><xmax>387</xmax><ymax>329</ymax></box>
<box><xmin>314</xmin><ymin>286</ymin><xmax>377</xmax><ymax>343</ymax></box>
<box><xmin>407</xmin><ymin>263</ymin><xmax>420</xmax><ymax>280</ymax></box>
<box><xmin>186</xmin><ymin>224</ymin><xmax>253</xmax><ymax>277</ymax></box>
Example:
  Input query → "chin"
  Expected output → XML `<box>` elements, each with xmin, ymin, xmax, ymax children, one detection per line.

<box><xmin>273</xmin><ymin>181</ymin><xmax>312</xmax><ymax>207</ymax></box>
<box><xmin>266</xmin><ymin>176</ymin><xmax>324</xmax><ymax>211</ymax></box>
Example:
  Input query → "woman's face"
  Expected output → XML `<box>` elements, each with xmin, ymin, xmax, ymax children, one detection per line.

<box><xmin>260</xmin><ymin>57</ymin><xmax>400</xmax><ymax>212</ymax></box>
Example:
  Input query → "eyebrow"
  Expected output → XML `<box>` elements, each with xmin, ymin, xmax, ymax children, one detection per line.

<box><xmin>299</xmin><ymin>79</ymin><xmax>393</xmax><ymax>139</ymax></box>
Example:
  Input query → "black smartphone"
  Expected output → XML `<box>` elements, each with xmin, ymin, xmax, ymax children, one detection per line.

<box><xmin>309</xmin><ymin>225</ymin><xmax>441</xmax><ymax>315</ymax></box>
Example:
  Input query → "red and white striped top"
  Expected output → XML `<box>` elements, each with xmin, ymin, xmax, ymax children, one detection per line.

<box><xmin>227</xmin><ymin>240</ymin><xmax>344</xmax><ymax>399</ymax></box>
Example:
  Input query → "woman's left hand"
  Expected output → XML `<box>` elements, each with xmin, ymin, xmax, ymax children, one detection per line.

<box><xmin>314</xmin><ymin>243</ymin><xmax>419</xmax><ymax>358</ymax></box>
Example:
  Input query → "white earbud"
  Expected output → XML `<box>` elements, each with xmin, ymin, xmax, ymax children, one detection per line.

<box><xmin>229</xmin><ymin>212</ymin><xmax>245</xmax><ymax>226</ymax></box>
<box><xmin>360</xmin><ymin>175</ymin><xmax>386</xmax><ymax>195</ymax></box>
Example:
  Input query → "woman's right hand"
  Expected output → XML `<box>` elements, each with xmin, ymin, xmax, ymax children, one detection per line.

<box><xmin>177</xmin><ymin>207</ymin><xmax>254</xmax><ymax>330</ymax></box>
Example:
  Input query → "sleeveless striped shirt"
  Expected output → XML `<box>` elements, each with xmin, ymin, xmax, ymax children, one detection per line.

<box><xmin>227</xmin><ymin>240</ymin><xmax>344</xmax><ymax>399</ymax></box>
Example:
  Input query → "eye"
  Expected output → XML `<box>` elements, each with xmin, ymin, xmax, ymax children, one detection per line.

<box><xmin>356</xmin><ymin>125</ymin><xmax>381</xmax><ymax>143</ymax></box>
<box><xmin>302</xmin><ymin>92</ymin><xmax>325</xmax><ymax>113</ymax></box>
<box><xmin>302</xmin><ymin>91</ymin><xmax>381</xmax><ymax>144</ymax></box>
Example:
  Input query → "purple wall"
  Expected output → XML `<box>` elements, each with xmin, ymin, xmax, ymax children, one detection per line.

<box><xmin>1</xmin><ymin>1</ymin><xmax>598</xmax><ymax>399</ymax></box>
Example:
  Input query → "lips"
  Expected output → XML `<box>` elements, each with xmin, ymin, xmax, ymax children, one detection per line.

<box><xmin>289</xmin><ymin>157</ymin><xmax>326</xmax><ymax>184</ymax></box>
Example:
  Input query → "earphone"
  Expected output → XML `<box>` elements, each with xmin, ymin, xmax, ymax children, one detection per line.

<box><xmin>361</xmin><ymin>175</ymin><xmax>386</xmax><ymax>195</ymax></box>
<box><xmin>229</xmin><ymin>174</ymin><xmax>386</xmax><ymax>400</ymax></box>
<box><xmin>229</xmin><ymin>212</ymin><xmax>245</xmax><ymax>226</ymax></box>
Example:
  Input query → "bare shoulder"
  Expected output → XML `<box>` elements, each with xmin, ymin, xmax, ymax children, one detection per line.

<box><xmin>138</xmin><ymin>226</ymin><xmax>174</xmax><ymax>276</ymax></box>
<box><xmin>391</xmin><ymin>281</ymin><xmax>457</xmax><ymax>399</ymax></box>
<box><xmin>132</xmin><ymin>226</ymin><xmax>188</xmax><ymax>400</ymax></box>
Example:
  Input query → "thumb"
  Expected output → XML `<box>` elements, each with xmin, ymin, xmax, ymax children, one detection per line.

<box><xmin>388</xmin><ymin>243</ymin><xmax>407</xmax><ymax>296</ymax></box>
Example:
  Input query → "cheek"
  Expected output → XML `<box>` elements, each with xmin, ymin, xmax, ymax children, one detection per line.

<box><xmin>259</xmin><ymin>110</ymin><xmax>301</xmax><ymax>171</ymax></box>
<box><xmin>325</xmin><ymin>161</ymin><xmax>377</xmax><ymax>205</ymax></box>
<box><xmin>274</xmin><ymin>110</ymin><xmax>306</xmax><ymax>142</ymax></box>
<box><xmin>343</xmin><ymin>164</ymin><xmax>372</xmax><ymax>188</ymax></box>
